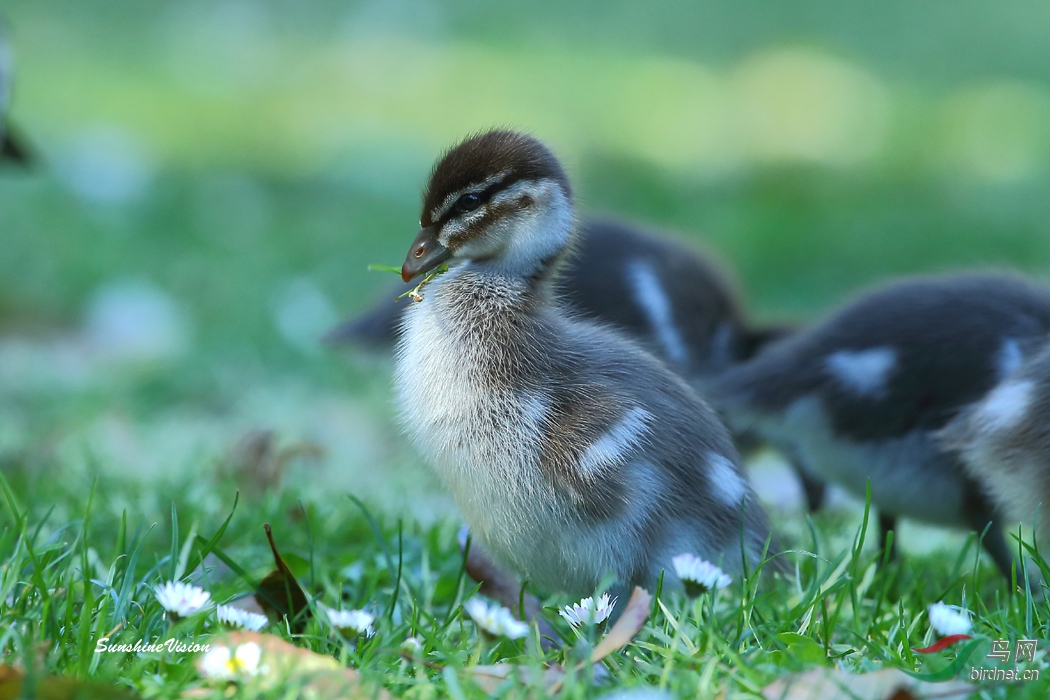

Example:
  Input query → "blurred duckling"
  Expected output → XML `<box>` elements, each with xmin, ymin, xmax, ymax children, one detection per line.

<box><xmin>940</xmin><ymin>339</ymin><xmax>1050</xmax><ymax>549</ymax></box>
<box><xmin>0</xmin><ymin>20</ymin><xmax>30</xmax><ymax>164</ymax></box>
<box><xmin>395</xmin><ymin>130</ymin><xmax>776</xmax><ymax>596</ymax></box>
<box><xmin>706</xmin><ymin>274</ymin><xmax>1050</xmax><ymax>577</ymax></box>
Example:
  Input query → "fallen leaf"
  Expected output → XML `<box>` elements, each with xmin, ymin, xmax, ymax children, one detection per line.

<box><xmin>761</xmin><ymin>667</ymin><xmax>973</xmax><ymax>700</ymax></box>
<box><xmin>195</xmin><ymin>631</ymin><xmax>390</xmax><ymax>699</ymax></box>
<box><xmin>0</xmin><ymin>664</ymin><xmax>143</xmax><ymax>700</ymax></box>
<box><xmin>546</xmin><ymin>587</ymin><xmax>652</xmax><ymax>695</ymax></box>
<box><xmin>225</xmin><ymin>431</ymin><xmax>324</xmax><ymax>497</ymax></box>
<box><xmin>466</xmin><ymin>663</ymin><xmax>567</xmax><ymax>694</ymax></box>
<box><xmin>255</xmin><ymin>523</ymin><xmax>310</xmax><ymax>633</ymax></box>
<box><xmin>590</xmin><ymin>587</ymin><xmax>652</xmax><ymax>663</ymax></box>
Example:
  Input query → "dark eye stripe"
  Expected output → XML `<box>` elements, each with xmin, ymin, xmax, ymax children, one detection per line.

<box><xmin>436</xmin><ymin>178</ymin><xmax>516</xmax><ymax>227</ymax></box>
<box><xmin>444</xmin><ymin>198</ymin><xmax>531</xmax><ymax>249</ymax></box>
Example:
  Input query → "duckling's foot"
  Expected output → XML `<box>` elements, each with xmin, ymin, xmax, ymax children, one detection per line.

<box><xmin>878</xmin><ymin>513</ymin><xmax>898</xmax><ymax>564</ymax></box>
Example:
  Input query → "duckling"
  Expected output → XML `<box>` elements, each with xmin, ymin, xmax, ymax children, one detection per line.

<box><xmin>939</xmin><ymin>339</ymin><xmax>1050</xmax><ymax>549</ymax></box>
<box><xmin>0</xmin><ymin>20</ymin><xmax>29</xmax><ymax>164</ymax></box>
<box><xmin>395</xmin><ymin>130</ymin><xmax>775</xmax><ymax>596</ymax></box>
<box><xmin>705</xmin><ymin>273</ymin><xmax>1050</xmax><ymax>577</ymax></box>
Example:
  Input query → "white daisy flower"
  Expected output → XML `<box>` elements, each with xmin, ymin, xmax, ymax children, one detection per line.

<box><xmin>463</xmin><ymin>598</ymin><xmax>529</xmax><ymax>639</ymax></box>
<box><xmin>199</xmin><ymin>642</ymin><xmax>267</xmax><ymax>681</ymax></box>
<box><xmin>322</xmin><ymin>606</ymin><xmax>375</xmax><ymax>637</ymax></box>
<box><xmin>671</xmin><ymin>553</ymin><xmax>732</xmax><ymax>598</ymax></box>
<box><xmin>927</xmin><ymin>602</ymin><xmax>973</xmax><ymax>637</ymax></box>
<box><xmin>216</xmin><ymin>604</ymin><xmax>268</xmax><ymax>632</ymax></box>
<box><xmin>559</xmin><ymin>593</ymin><xmax>617</xmax><ymax>627</ymax></box>
<box><xmin>155</xmin><ymin>581</ymin><xmax>212</xmax><ymax>617</ymax></box>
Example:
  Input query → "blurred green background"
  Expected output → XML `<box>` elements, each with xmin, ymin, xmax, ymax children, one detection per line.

<box><xmin>3</xmin><ymin>0</ymin><xmax>1050</xmax><ymax>520</ymax></box>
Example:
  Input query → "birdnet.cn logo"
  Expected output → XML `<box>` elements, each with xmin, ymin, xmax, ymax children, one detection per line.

<box><xmin>905</xmin><ymin>634</ymin><xmax>1041</xmax><ymax>682</ymax></box>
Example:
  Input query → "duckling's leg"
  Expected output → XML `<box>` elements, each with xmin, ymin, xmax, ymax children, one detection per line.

<box><xmin>962</xmin><ymin>481</ymin><xmax>1017</xmax><ymax>582</ymax></box>
<box><xmin>777</xmin><ymin>443</ymin><xmax>826</xmax><ymax>512</ymax></box>
<box><xmin>878</xmin><ymin>512</ymin><xmax>898</xmax><ymax>561</ymax></box>
<box><xmin>457</xmin><ymin>525</ymin><xmax>560</xmax><ymax>648</ymax></box>
<box><xmin>796</xmin><ymin>469</ymin><xmax>827</xmax><ymax>513</ymax></box>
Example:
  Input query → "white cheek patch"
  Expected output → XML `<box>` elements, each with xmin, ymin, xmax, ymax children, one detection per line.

<box><xmin>439</xmin><ymin>203</ymin><xmax>497</xmax><ymax>250</ymax></box>
<box><xmin>824</xmin><ymin>347</ymin><xmax>897</xmax><ymax>398</ymax></box>
<box><xmin>577</xmin><ymin>407</ymin><xmax>651</xmax><ymax>475</ymax></box>
<box><xmin>707</xmin><ymin>453</ymin><xmax>748</xmax><ymax>507</ymax></box>
<box><xmin>439</xmin><ymin>218</ymin><xmax>469</xmax><ymax>247</ymax></box>
<box><xmin>493</xmin><ymin>180</ymin><xmax>574</xmax><ymax>275</ymax></box>
<box><xmin>626</xmin><ymin>260</ymin><xmax>689</xmax><ymax>366</ymax></box>
<box><xmin>430</xmin><ymin>169</ymin><xmax>510</xmax><ymax>223</ymax></box>
<box><xmin>996</xmin><ymin>338</ymin><xmax>1024</xmax><ymax>380</ymax></box>
<box><xmin>977</xmin><ymin>379</ymin><xmax>1035</xmax><ymax>432</ymax></box>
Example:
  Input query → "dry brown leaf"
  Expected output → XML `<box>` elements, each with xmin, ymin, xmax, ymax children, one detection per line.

<box><xmin>224</xmin><ymin>430</ymin><xmax>324</xmax><ymax>496</ymax></box>
<box><xmin>196</xmin><ymin>631</ymin><xmax>390</xmax><ymax>699</ymax></box>
<box><xmin>466</xmin><ymin>663</ymin><xmax>567</xmax><ymax>694</ymax></box>
<box><xmin>546</xmin><ymin>587</ymin><xmax>652</xmax><ymax>695</ymax></box>
<box><xmin>760</xmin><ymin>667</ymin><xmax>973</xmax><ymax>700</ymax></box>
<box><xmin>0</xmin><ymin>664</ymin><xmax>143</xmax><ymax>700</ymax></box>
<box><xmin>590</xmin><ymin>586</ymin><xmax>652</xmax><ymax>663</ymax></box>
<box><xmin>255</xmin><ymin>523</ymin><xmax>311</xmax><ymax>633</ymax></box>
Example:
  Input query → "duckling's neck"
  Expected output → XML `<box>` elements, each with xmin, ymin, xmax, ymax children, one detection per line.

<box><xmin>426</xmin><ymin>259</ymin><xmax>548</xmax><ymax>324</ymax></box>
<box><xmin>461</xmin><ymin>248</ymin><xmax>568</xmax><ymax>302</ymax></box>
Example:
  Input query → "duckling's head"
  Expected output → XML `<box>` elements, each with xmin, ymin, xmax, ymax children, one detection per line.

<box><xmin>402</xmin><ymin>130</ymin><xmax>574</xmax><ymax>282</ymax></box>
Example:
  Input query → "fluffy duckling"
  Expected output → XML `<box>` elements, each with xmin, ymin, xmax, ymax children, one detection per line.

<box><xmin>940</xmin><ymin>340</ymin><xmax>1050</xmax><ymax>549</ymax></box>
<box><xmin>0</xmin><ymin>21</ymin><xmax>29</xmax><ymax>164</ymax></box>
<box><xmin>706</xmin><ymin>274</ymin><xmax>1050</xmax><ymax>577</ymax></box>
<box><xmin>395</xmin><ymin>130</ymin><xmax>775</xmax><ymax>596</ymax></box>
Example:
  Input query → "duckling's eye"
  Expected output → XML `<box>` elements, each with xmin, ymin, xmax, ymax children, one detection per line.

<box><xmin>454</xmin><ymin>193</ymin><xmax>482</xmax><ymax>214</ymax></box>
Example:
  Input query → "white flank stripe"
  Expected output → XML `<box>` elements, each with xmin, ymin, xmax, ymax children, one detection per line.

<box><xmin>977</xmin><ymin>379</ymin><xmax>1034</xmax><ymax>432</ymax></box>
<box><xmin>996</xmin><ymin>338</ymin><xmax>1024</xmax><ymax>380</ymax></box>
<box><xmin>578</xmin><ymin>407</ymin><xmax>651</xmax><ymax>475</ymax></box>
<box><xmin>708</xmin><ymin>453</ymin><xmax>748</xmax><ymax>507</ymax></box>
<box><xmin>824</xmin><ymin>347</ymin><xmax>897</xmax><ymax>397</ymax></box>
<box><xmin>626</xmin><ymin>260</ymin><xmax>689</xmax><ymax>366</ymax></box>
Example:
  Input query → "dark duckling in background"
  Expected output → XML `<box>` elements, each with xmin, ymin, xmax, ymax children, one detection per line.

<box><xmin>706</xmin><ymin>273</ymin><xmax>1050</xmax><ymax>578</ymax></box>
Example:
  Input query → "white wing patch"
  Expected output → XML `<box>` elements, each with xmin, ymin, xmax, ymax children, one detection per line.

<box><xmin>977</xmin><ymin>379</ymin><xmax>1035</xmax><ymax>432</ymax></box>
<box><xmin>626</xmin><ymin>260</ymin><xmax>689</xmax><ymax>366</ymax></box>
<box><xmin>707</xmin><ymin>453</ymin><xmax>748</xmax><ymax>507</ymax></box>
<box><xmin>520</xmin><ymin>390</ymin><xmax>549</xmax><ymax>427</ymax></box>
<box><xmin>996</xmin><ymin>338</ymin><xmax>1024</xmax><ymax>380</ymax></box>
<box><xmin>824</xmin><ymin>347</ymin><xmax>897</xmax><ymax>397</ymax></box>
<box><xmin>577</xmin><ymin>407</ymin><xmax>651</xmax><ymax>475</ymax></box>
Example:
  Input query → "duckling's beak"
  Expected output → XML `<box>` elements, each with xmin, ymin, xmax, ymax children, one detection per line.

<box><xmin>402</xmin><ymin>226</ymin><xmax>451</xmax><ymax>283</ymax></box>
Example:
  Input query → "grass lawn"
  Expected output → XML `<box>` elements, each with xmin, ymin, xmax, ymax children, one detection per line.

<box><xmin>3</xmin><ymin>0</ymin><xmax>1050</xmax><ymax>697</ymax></box>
